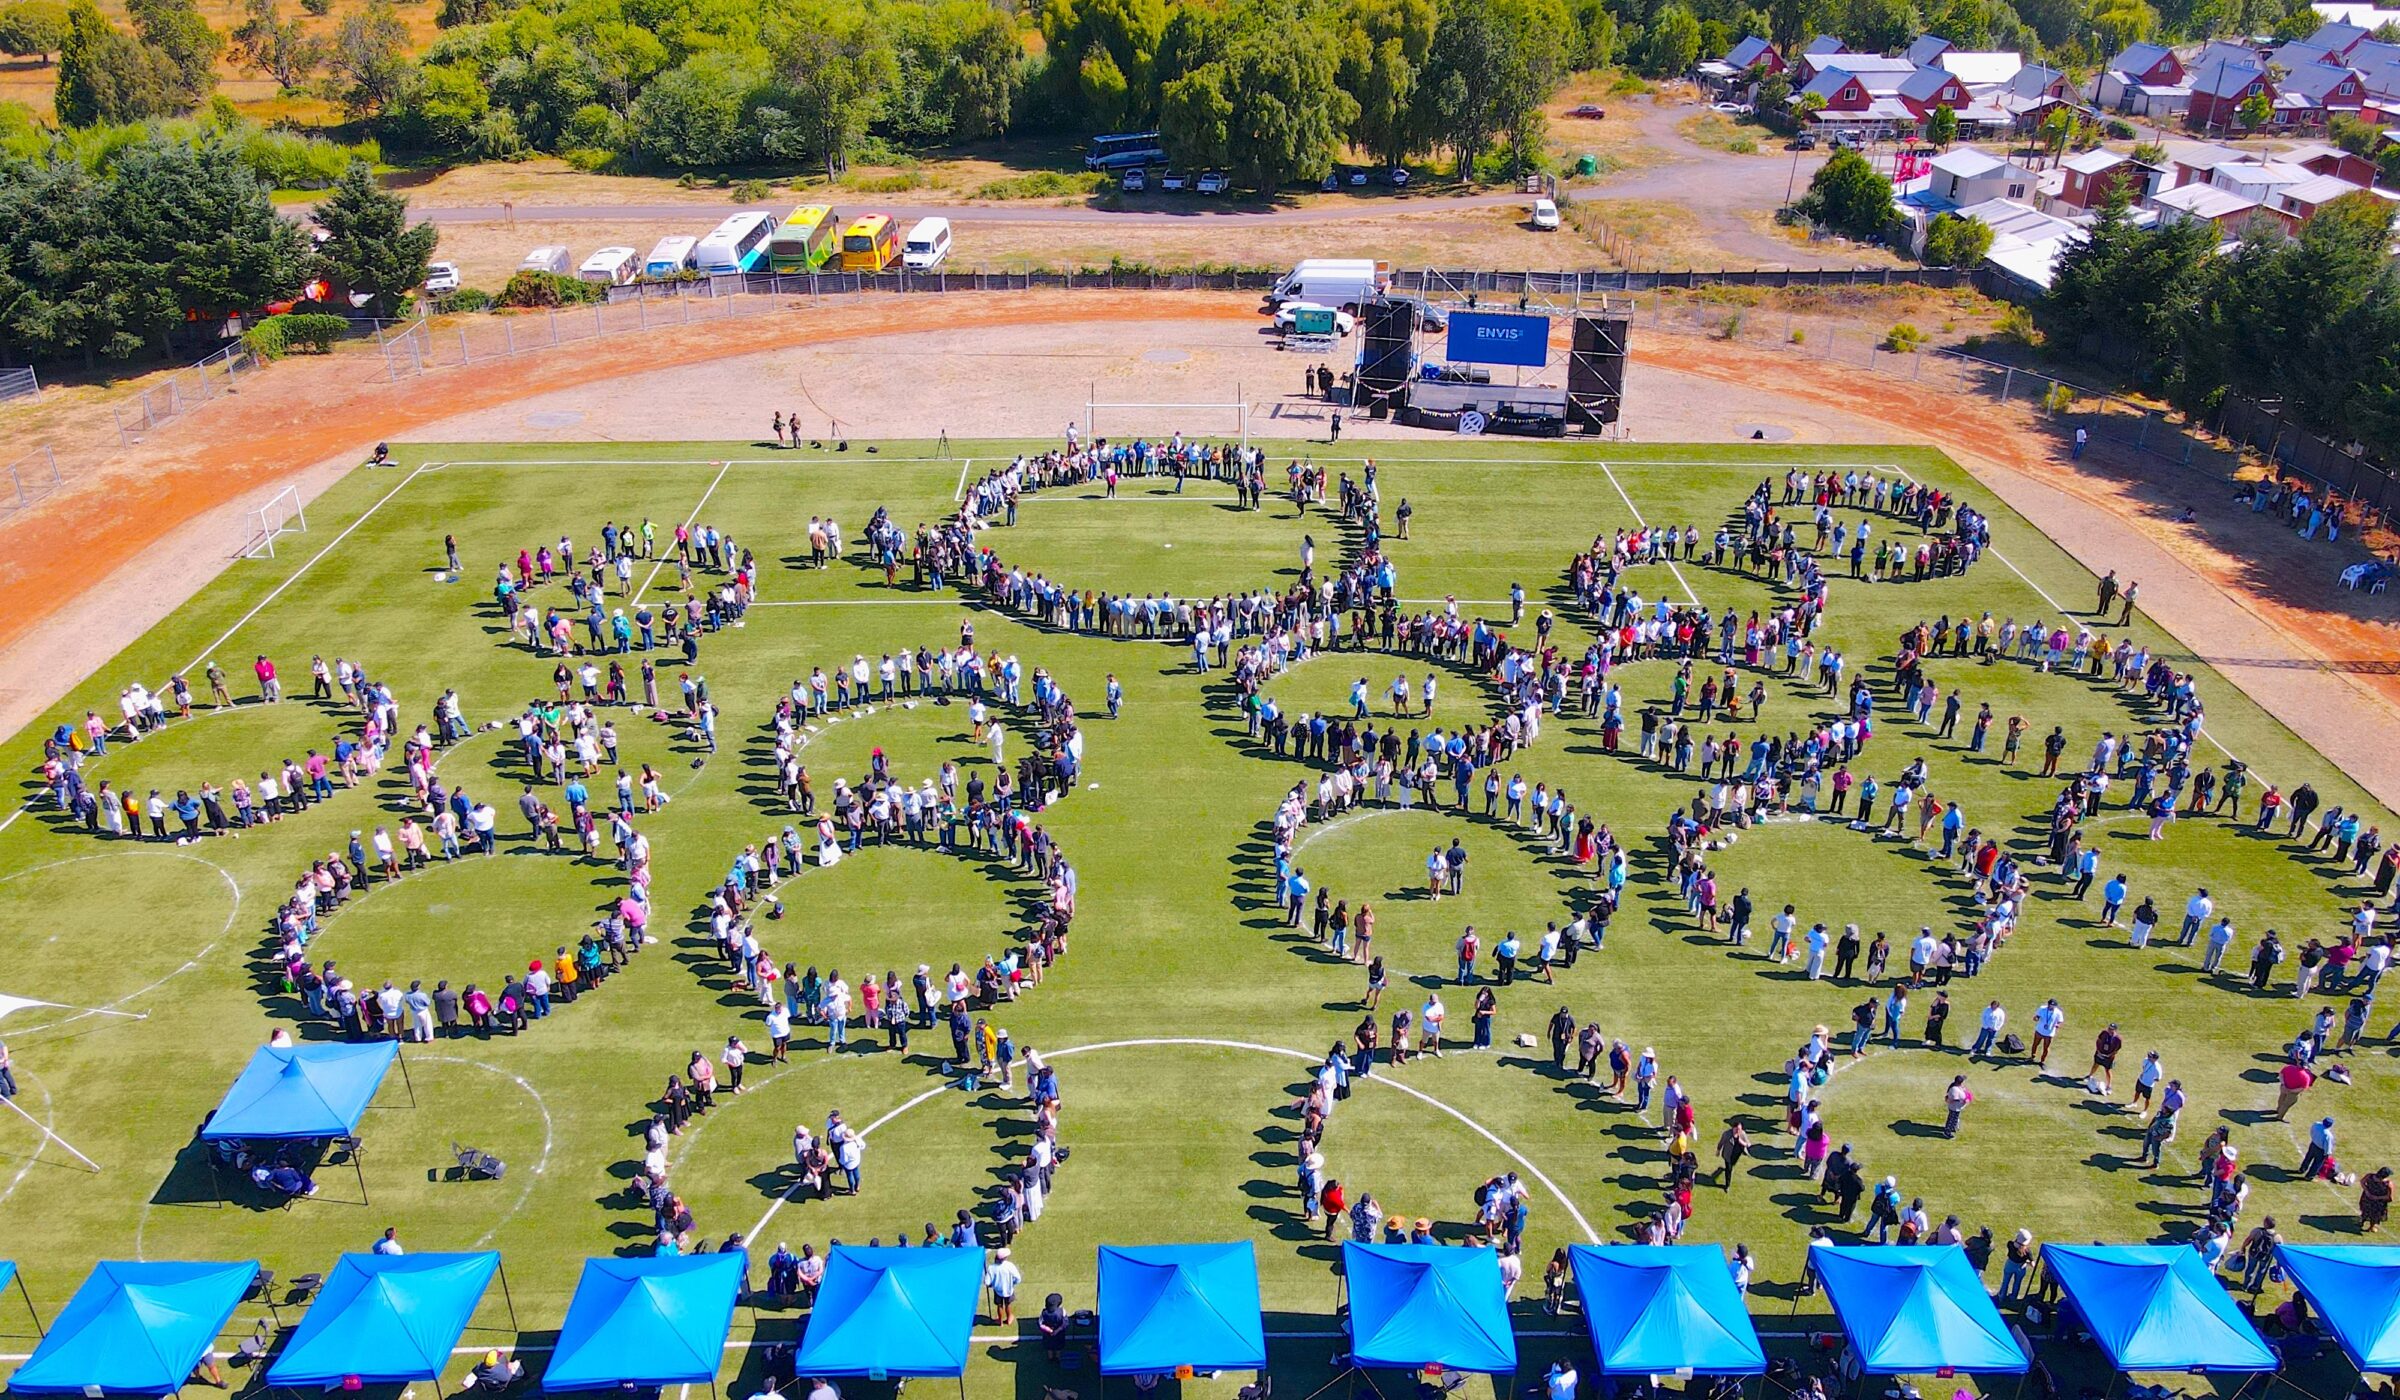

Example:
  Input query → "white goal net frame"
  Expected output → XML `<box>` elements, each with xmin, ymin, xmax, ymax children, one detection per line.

<box><xmin>1085</xmin><ymin>384</ymin><xmax>1252</xmax><ymax>453</ymax></box>
<box><xmin>244</xmin><ymin>485</ymin><xmax>308</xmax><ymax>559</ymax></box>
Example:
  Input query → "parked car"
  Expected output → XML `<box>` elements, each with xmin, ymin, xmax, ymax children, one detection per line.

<box><xmin>1272</xmin><ymin>300</ymin><xmax>1358</xmax><ymax>335</ymax></box>
<box><xmin>1567</xmin><ymin>103</ymin><xmax>1607</xmax><ymax>118</ymax></box>
<box><xmin>1120</xmin><ymin>167</ymin><xmax>1147</xmax><ymax>191</ymax></box>
<box><xmin>1321</xmin><ymin>169</ymin><xmax>1342</xmax><ymax>191</ymax></box>
<box><xmin>1387</xmin><ymin>294</ymin><xmax>1448</xmax><ymax>331</ymax></box>
<box><xmin>1388</xmin><ymin>167</ymin><xmax>1410</xmax><ymax>187</ymax></box>
<box><xmin>1789</xmin><ymin>132</ymin><xmax>1818</xmax><ymax>150</ymax></box>
<box><xmin>1160</xmin><ymin>169</ymin><xmax>1190</xmax><ymax>191</ymax></box>
<box><xmin>1530</xmin><ymin>197</ymin><xmax>1560</xmax><ymax>230</ymax></box>
<box><xmin>1710</xmin><ymin>100</ymin><xmax>1754</xmax><ymax>115</ymax></box>
<box><xmin>422</xmin><ymin>261</ymin><xmax>460</xmax><ymax>294</ymax></box>
<box><xmin>1348</xmin><ymin>168</ymin><xmax>1369</xmax><ymax>186</ymax></box>
<box><xmin>1196</xmin><ymin>170</ymin><xmax>1230</xmax><ymax>194</ymax></box>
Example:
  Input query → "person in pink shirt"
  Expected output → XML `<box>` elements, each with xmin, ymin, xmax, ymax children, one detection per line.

<box><xmin>254</xmin><ymin>654</ymin><xmax>281</xmax><ymax>702</ymax></box>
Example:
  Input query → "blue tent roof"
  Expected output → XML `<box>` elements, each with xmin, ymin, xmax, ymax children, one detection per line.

<box><xmin>200</xmin><ymin>1042</ymin><xmax>398</xmax><ymax>1141</ymax></box>
<box><xmin>8</xmin><ymin>1260</ymin><xmax>257</xmax><ymax>1396</ymax></box>
<box><xmin>542</xmin><ymin>1255</ymin><xmax>741</xmax><ymax>1392</ymax></box>
<box><xmin>1811</xmin><ymin>1246</ymin><xmax>2027</xmax><ymax>1376</ymax></box>
<box><xmin>2039</xmin><ymin>1245</ymin><xmax>2271</xmax><ymax>1374</ymax></box>
<box><xmin>2278</xmin><ymin>1244</ymin><xmax>2400</xmax><ymax>1372</ymax></box>
<box><xmin>265</xmin><ymin>1252</ymin><xmax>500</xmax><ymax>1385</ymax></box>
<box><xmin>1568</xmin><ymin>1246</ymin><xmax>1766</xmax><ymax>1376</ymax></box>
<box><xmin>1096</xmin><ymin>1244</ymin><xmax>1266</xmax><ymax>1376</ymax></box>
<box><xmin>1341</xmin><ymin>1244</ymin><xmax>1516</xmax><ymax>1375</ymax></box>
<box><xmin>792</xmin><ymin>1247</ymin><xmax>981</xmax><ymax>1379</ymax></box>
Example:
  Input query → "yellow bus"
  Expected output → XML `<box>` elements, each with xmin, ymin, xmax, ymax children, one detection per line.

<box><xmin>767</xmin><ymin>205</ymin><xmax>840</xmax><ymax>273</ymax></box>
<box><xmin>839</xmin><ymin>214</ymin><xmax>900</xmax><ymax>273</ymax></box>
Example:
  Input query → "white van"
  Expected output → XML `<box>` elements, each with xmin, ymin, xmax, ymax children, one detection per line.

<box><xmin>578</xmin><ymin>246</ymin><xmax>639</xmax><ymax>285</ymax></box>
<box><xmin>901</xmin><ymin>217</ymin><xmax>951</xmax><ymax>271</ymax></box>
<box><xmin>643</xmin><ymin>235</ymin><xmax>698</xmax><ymax>279</ymax></box>
<box><xmin>518</xmin><ymin>245</ymin><xmax>572</xmax><ymax>275</ymax></box>
<box><xmin>1267</xmin><ymin>258</ymin><xmax>1390</xmax><ymax>309</ymax></box>
<box><xmin>1531</xmin><ymin>198</ymin><xmax>1560</xmax><ymax>230</ymax></box>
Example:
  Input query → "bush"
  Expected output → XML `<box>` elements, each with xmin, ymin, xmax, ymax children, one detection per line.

<box><xmin>731</xmin><ymin>177</ymin><xmax>772</xmax><ymax>202</ymax></box>
<box><xmin>841</xmin><ymin>170</ymin><xmax>929</xmax><ymax>193</ymax></box>
<box><xmin>2042</xmin><ymin>382</ymin><xmax>2074</xmax><ymax>413</ymax></box>
<box><xmin>497</xmin><ymin>270</ymin><xmax>604</xmax><ymax>308</ymax></box>
<box><xmin>242</xmin><ymin>311</ymin><xmax>348</xmax><ymax>358</ymax></box>
<box><xmin>1996</xmin><ymin>303</ymin><xmax>2041</xmax><ymax>347</ymax></box>
<box><xmin>1789</xmin><ymin>327</ymin><xmax>1805</xmax><ymax>344</ymax></box>
<box><xmin>445</xmin><ymin>286</ymin><xmax>493</xmax><ymax>311</ymax></box>
<box><xmin>1716</xmin><ymin>310</ymin><xmax>1744</xmax><ymax>339</ymax></box>
<box><xmin>969</xmin><ymin>170</ymin><xmax>1105</xmax><ymax>199</ymax></box>
<box><xmin>1882</xmin><ymin>321</ymin><xmax>1927</xmax><ymax>352</ymax></box>
<box><xmin>2104</xmin><ymin>118</ymin><xmax>2136</xmax><ymax>139</ymax></box>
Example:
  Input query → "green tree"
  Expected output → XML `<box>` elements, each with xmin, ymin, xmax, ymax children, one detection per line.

<box><xmin>1040</xmin><ymin>0</ymin><xmax>1166</xmax><ymax>128</ymax></box>
<box><xmin>126</xmin><ymin>0</ymin><xmax>220</xmax><ymax>109</ymax></box>
<box><xmin>1220</xmin><ymin>25</ymin><xmax>1352</xmax><ymax>188</ymax></box>
<box><xmin>0</xmin><ymin>154</ymin><xmax>157</xmax><ymax>361</ymax></box>
<box><xmin>327</xmin><ymin>0</ymin><xmax>410</xmax><ymax>117</ymax></box>
<box><xmin>1341</xmin><ymin>0</ymin><xmax>1436</xmax><ymax>168</ymax></box>
<box><xmin>1636</xmin><ymin>2</ymin><xmax>1699</xmax><ymax>76</ymax></box>
<box><xmin>628</xmin><ymin>48</ymin><xmax>763</xmax><ymax>166</ymax></box>
<box><xmin>2043</xmin><ymin>178</ymin><xmax>2213</xmax><ymax>376</ymax></box>
<box><xmin>1793</xmin><ymin>144</ymin><xmax>1892</xmax><ymax>238</ymax></box>
<box><xmin>1922</xmin><ymin>102</ymin><xmax>1955</xmax><ymax>147</ymax></box>
<box><xmin>394</xmin><ymin>59</ymin><xmax>490</xmax><ymax>151</ymax></box>
<box><xmin>1921</xmin><ymin>210</ymin><xmax>1991</xmax><ymax>265</ymax></box>
<box><xmin>229</xmin><ymin>0</ymin><xmax>322</xmax><ymax>90</ymax></box>
<box><xmin>923</xmin><ymin>0</ymin><xmax>1022</xmax><ymax>140</ymax></box>
<box><xmin>1159</xmin><ymin>61</ymin><xmax>1231</xmax><ymax>167</ymax></box>
<box><xmin>2235</xmin><ymin>88</ymin><xmax>2270</xmax><ymax>129</ymax></box>
<box><xmin>311</xmin><ymin>157</ymin><xmax>434</xmax><ymax>316</ymax></box>
<box><xmin>761</xmin><ymin>0</ymin><xmax>897</xmax><ymax>178</ymax></box>
<box><xmin>1567</xmin><ymin>0</ymin><xmax>1617</xmax><ymax>68</ymax></box>
<box><xmin>0</xmin><ymin>0</ymin><xmax>70</xmax><ymax>61</ymax></box>
<box><xmin>1842</xmin><ymin>0</ymin><xmax>1918</xmax><ymax>50</ymax></box>
<box><xmin>53</xmin><ymin>1</ymin><xmax>182</xmax><ymax>125</ymax></box>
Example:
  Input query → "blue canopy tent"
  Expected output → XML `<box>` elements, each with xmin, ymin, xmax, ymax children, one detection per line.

<box><xmin>265</xmin><ymin>1252</ymin><xmax>512</xmax><ymax>1394</ymax></box>
<box><xmin>1811</xmin><ymin>1245</ymin><xmax>2028</xmax><ymax>1377</ymax></box>
<box><xmin>0</xmin><ymin>1262</ymin><xmax>44</xmax><ymax>1339</ymax></box>
<box><xmin>1096</xmin><ymin>1243</ymin><xmax>1267</xmax><ymax>1378</ymax></box>
<box><xmin>2278</xmin><ymin>1244</ymin><xmax>2400</xmax><ymax>1374</ymax></box>
<box><xmin>1340</xmin><ymin>1243</ymin><xmax>1517</xmax><ymax>1377</ymax></box>
<box><xmin>7</xmin><ymin>1260</ymin><xmax>258</xmax><ymax>1397</ymax></box>
<box><xmin>2039</xmin><ymin>1245</ymin><xmax>2272</xmax><ymax>1375</ymax></box>
<box><xmin>791</xmin><ymin>1246</ymin><xmax>980</xmax><ymax>1390</ymax></box>
<box><xmin>1568</xmin><ymin>1246</ymin><xmax>1766</xmax><ymax>1377</ymax></box>
<box><xmin>543</xmin><ymin>1255</ymin><xmax>742</xmax><ymax>1396</ymax></box>
<box><xmin>198</xmin><ymin>1041</ymin><xmax>411</xmax><ymax>1205</ymax></box>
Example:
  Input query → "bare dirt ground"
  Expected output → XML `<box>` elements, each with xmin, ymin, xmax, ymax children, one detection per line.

<box><xmin>3</xmin><ymin>293</ymin><xmax>2394</xmax><ymax>811</ymax></box>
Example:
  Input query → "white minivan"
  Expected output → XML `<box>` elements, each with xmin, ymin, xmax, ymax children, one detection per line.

<box><xmin>1531</xmin><ymin>198</ymin><xmax>1560</xmax><ymax>230</ymax></box>
<box><xmin>519</xmin><ymin>245</ymin><xmax>573</xmax><ymax>274</ymax></box>
<box><xmin>578</xmin><ymin>246</ymin><xmax>639</xmax><ymax>285</ymax></box>
<box><xmin>902</xmin><ymin>217</ymin><xmax>951</xmax><ymax>270</ymax></box>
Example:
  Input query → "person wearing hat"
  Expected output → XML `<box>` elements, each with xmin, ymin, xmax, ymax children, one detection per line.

<box><xmin>471</xmin><ymin>1350</ymin><xmax>521</xmax><ymax>1391</ymax></box>
<box><xmin>985</xmin><ymin>1246</ymin><xmax>1024</xmax><ymax>1323</ymax></box>
<box><xmin>1038</xmin><ymin>1293</ymin><xmax>1070</xmax><ymax>1364</ymax></box>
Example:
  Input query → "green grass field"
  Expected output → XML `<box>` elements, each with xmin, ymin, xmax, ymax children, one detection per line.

<box><xmin>0</xmin><ymin>439</ymin><xmax>2392</xmax><ymax>1396</ymax></box>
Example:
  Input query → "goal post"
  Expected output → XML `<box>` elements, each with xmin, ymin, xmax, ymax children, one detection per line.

<box><xmin>1085</xmin><ymin>383</ymin><xmax>1252</xmax><ymax>453</ymax></box>
<box><xmin>243</xmin><ymin>485</ymin><xmax>308</xmax><ymax>559</ymax></box>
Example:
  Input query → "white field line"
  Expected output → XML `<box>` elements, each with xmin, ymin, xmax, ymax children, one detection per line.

<box><xmin>632</xmin><ymin>459</ymin><xmax>735</xmax><ymax>605</ymax></box>
<box><xmin>951</xmin><ymin>456</ymin><xmax>974</xmax><ymax>502</ymax></box>
<box><xmin>1594</xmin><ymin>459</ymin><xmax>1704</xmax><ymax>608</ymax></box>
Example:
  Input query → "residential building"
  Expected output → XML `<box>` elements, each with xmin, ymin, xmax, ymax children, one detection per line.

<box><xmin>2053</xmin><ymin>148</ymin><xmax>2163</xmax><ymax>210</ymax></box>
<box><xmin>1925</xmin><ymin>148</ymin><xmax>2037</xmax><ymax>204</ymax></box>
<box><xmin>1954</xmin><ymin>197</ymin><xmax>2084</xmax><ymax>291</ymax></box>
<box><xmin>2092</xmin><ymin>42</ymin><xmax>2189</xmax><ymax>115</ymax></box>
<box><xmin>2151</xmin><ymin>181</ymin><xmax>2265</xmax><ymax>231</ymax></box>
<box><xmin>2266</xmin><ymin>171</ymin><xmax>2393</xmax><ymax>230</ymax></box>
<box><xmin>2187</xmin><ymin>56</ymin><xmax>2275</xmax><ymax>130</ymax></box>
<box><xmin>2209</xmin><ymin>158</ymin><xmax>2315</xmax><ymax>201</ymax></box>
<box><xmin>2275</xmin><ymin>61</ymin><xmax>2369</xmax><ymax>127</ymax></box>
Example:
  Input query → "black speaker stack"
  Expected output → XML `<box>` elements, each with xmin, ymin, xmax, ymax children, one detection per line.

<box><xmin>1357</xmin><ymin>300</ymin><xmax>1416</xmax><ymax>417</ymax></box>
<box><xmin>1566</xmin><ymin>313</ymin><xmax>1631</xmax><ymax>432</ymax></box>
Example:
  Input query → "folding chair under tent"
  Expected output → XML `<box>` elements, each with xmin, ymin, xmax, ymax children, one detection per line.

<box><xmin>1809</xmin><ymin>1245</ymin><xmax>2029</xmax><ymax>1377</ymax></box>
<box><xmin>2038</xmin><ymin>1244</ymin><xmax>2274</xmax><ymax>1378</ymax></box>
<box><xmin>199</xmin><ymin>1040</ymin><xmax>411</xmax><ymax>1205</ymax></box>
<box><xmin>1568</xmin><ymin>1245</ymin><xmax>1767</xmax><ymax>1377</ymax></box>
<box><xmin>1096</xmin><ymin>1243</ymin><xmax>1267</xmax><ymax>1379</ymax></box>
<box><xmin>541</xmin><ymin>1255</ymin><xmax>743</xmax><ymax>1396</ymax></box>
<box><xmin>0</xmin><ymin>1261</ymin><xmax>43</xmax><ymax>1339</ymax></box>
<box><xmin>6</xmin><ymin>1259</ymin><xmax>258</xmax><ymax>1397</ymax></box>
<box><xmin>2277</xmin><ymin>1243</ymin><xmax>2400</xmax><ymax>1374</ymax></box>
<box><xmin>264</xmin><ymin>1252</ymin><xmax>513</xmax><ymax>1395</ymax></box>
<box><xmin>790</xmin><ymin>1246</ymin><xmax>982</xmax><ymax>1396</ymax></box>
<box><xmin>1339</xmin><ymin>1243</ymin><xmax>1518</xmax><ymax>1377</ymax></box>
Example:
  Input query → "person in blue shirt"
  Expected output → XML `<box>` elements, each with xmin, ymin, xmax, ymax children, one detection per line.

<box><xmin>2100</xmin><ymin>873</ymin><xmax>2129</xmax><ymax>926</ymax></box>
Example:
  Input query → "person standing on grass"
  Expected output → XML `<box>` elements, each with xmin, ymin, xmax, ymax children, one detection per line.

<box><xmin>985</xmin><ymin>1248</ymin><xmax>1022</xmax><ymax>1323</ymax></box>
<box><xmin>1941</xmin><ymin>1076</ymin><xmax>1971</xmax><ymax>1138</ymax></box>
<box><xmin>2030</xmin><ymin>998</ymin><xmax>2064</xmax><ymax>1069</ymax></box>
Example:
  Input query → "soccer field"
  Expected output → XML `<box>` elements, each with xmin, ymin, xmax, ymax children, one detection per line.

<box><xmin>0</xmin><ymin>438</ymin><xmax>2389</xmax><ymax>1395</ymax></box>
